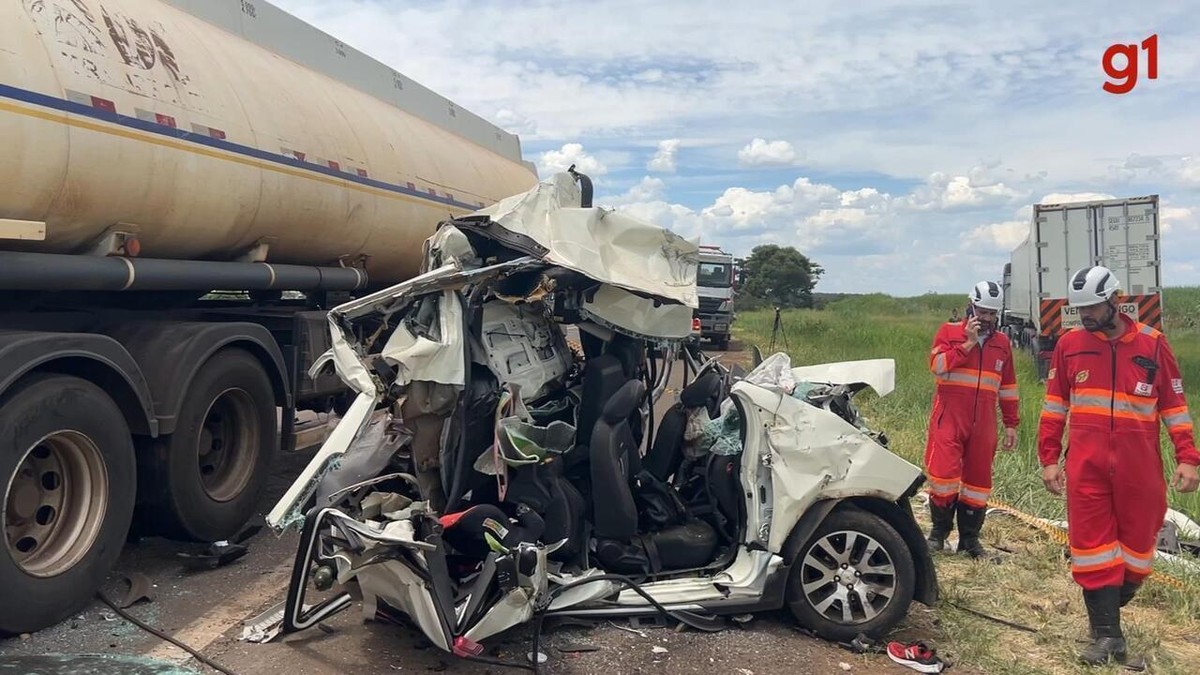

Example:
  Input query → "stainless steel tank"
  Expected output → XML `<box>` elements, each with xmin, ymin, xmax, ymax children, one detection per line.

<box><xmin>0</xmin><ymin>0</ymin><xmax>539</xmax><ymax>284</ymax></box>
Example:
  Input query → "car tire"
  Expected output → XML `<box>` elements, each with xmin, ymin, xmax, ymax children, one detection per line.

<box><xmin>786</xmin><ymin>506</ymin><xmax>916</xmax><ymax>642</ymax></box>
<box><xmin>138</xmin><ymin>348</ymin><xmax>276</xmax><ymax>542</ymax></box>
<box><xmin>0</xmin><ymin>374</ymin><xmax>136</xmax><ymax>636</ymax></box>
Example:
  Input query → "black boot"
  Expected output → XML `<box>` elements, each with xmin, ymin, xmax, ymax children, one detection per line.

<box><xmin>955</xmin><ymin>502</ymin><xmax>988</xmax><ymax>559</ymax></box>
<box><xmin>927</xmin><ymin>501</ymin><xmax>955</xmax><ymax>551</ymax></box>
<box><xmin>1119</xmin><ymin>581</ymin><xmax>1142</xmax><ymax>607</ymax></box>
<box><xmin>1080</xmin><ymin>586</ymin><xmax>1127</xmax><ymax>666</ymax></box>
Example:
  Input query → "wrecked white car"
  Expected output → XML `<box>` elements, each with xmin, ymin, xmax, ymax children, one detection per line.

<box><xmin>260</xmin><ymin>171</ymin><xmax>938</xmax><ymax>664</ymax></box>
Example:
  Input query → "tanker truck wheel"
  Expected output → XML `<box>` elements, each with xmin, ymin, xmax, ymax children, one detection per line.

<box><xmin>0</xmin><ymin>374</ymin><xmax>136</xmax><ymax>635</ymax></box>
<box><xmin>140</xmin><ymin>348</ymin><xmax>276</xmax><ymax>542</ymax></box>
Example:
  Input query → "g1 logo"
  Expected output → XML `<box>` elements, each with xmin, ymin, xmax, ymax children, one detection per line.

<box><xmin>1103</xmin><ymin>34</ymin><xmax>1158</xmax><ymax>94</ymax></box>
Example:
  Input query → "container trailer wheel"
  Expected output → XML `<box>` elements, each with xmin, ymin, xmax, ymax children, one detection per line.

<box><xmin>0</xmin><ymin>374</ymin><xmax>136</xmax><ymax>635</ymax></box>
<box><xmin>139</xmin><ymin>348</ymin><xmax>276</xmax><ymax>542</ymax></box>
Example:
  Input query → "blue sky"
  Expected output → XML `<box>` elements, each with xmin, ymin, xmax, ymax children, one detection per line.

<box><xmin>272</xmin><ymin>0</ymin><xmax>1200</xmax><ymax>296</ymax></box>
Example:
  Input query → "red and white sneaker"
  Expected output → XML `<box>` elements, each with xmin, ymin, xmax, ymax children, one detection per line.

<box><xmin>886</xmin><ymin>641</ymin><xmax>945</xmax><ymax>673</ymax></box>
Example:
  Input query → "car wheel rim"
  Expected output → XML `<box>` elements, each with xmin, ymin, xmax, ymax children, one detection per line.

<box><xmin>197</xmin><ymin>388</ymin><xmax>258</xmax><ymax>503</ymax></box>
<box><xmin>4</xmin><ymin>431</ymin><xmax>109</xmax><ymax>578</ymax></box>
<box><xmin>800</xmin><ymin>529</ymin><xmax>897</xmax><ymax>625</ymax></box>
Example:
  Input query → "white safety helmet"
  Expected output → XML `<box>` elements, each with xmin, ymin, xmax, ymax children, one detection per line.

<box><xmin>1068</xmin><ymin>266</ymin><xmax>1120</xmax><ymax>307</ymax></box>
<box><xmin>968</xmin><ymin>281</ymin><xmax>1003</xmax><ymax>312</ymax></box>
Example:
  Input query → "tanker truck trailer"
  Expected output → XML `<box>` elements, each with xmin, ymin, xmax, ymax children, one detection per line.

<box><xmin>0</xmin><ymin>0</ymin><xmax>537</xmax><ymax>635</ymax></box>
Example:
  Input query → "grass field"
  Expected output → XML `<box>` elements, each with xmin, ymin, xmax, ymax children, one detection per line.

<box><xmin>733</xmin><ymin>287</ymin><xmax>1200</xmax><ymax>675</ymax></box>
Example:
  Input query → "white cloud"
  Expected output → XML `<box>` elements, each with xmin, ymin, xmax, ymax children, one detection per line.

<box><xmin>492</xmin><ymin>108</ymin><xmax>537</xmax><ymax>136</ymax></box>
<box><xmin>602</xmin><ymin>171</ymin><xmax>1200</xmax><ymax>292</ymax></box>
<box><xmin>961</xmin><ymin>219</ymin><xmax>1030</xmax><ymax>251</ymax></box>
<box><xmin>1180</xmin><ymin>157</ymin><xmax>1200</xmax><ymax>185</ymax></box>
<box><xmin>1161</xmin><ymin>205</ymin><xmax>1196</xmax><ymax>235</ymax></box>
<box><xmin>1037</xmin><ymin>191</ymin><xmax>1115</xmax><ymax>204</ymax></box>
<box><xmin>902</xmin><ymin>168</ymin><xmax>1026</xmax><ymax>211</ymax></box>
<box><xmin>538</xmin><ymin>143</ymin><xmax>607</xmax><ymax>177</ymax></box>
<box><xmin>647</xmin><ymin>139</ymin><xmax>681</xmax><ymax>173</ymax></box>
<box><xmin>603</xmin><ymin>176</ymin><xmax>667</xmax><ymax>205</ymax></box>
<box><xmin>738</xmin><ymin>139</ymin><xmax>800</xmax><ymax>167</ymax></box>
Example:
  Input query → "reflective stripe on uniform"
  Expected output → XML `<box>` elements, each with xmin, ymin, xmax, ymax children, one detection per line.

<box><xmin>1120</xmin><ymin>544</ymin><xmax>1155</xmax><ymax>573</ymax></box>
<box><xmin>933</xmin><ymin>352</ymin><xmax>948</xmax><ymax>375</ymax></box>
<box><xmin>1042</xmin><ymin>395</ymin><xmax>1068</xmax><ymax>418</ymax></box>
<box><xmin>999</xmin><ymin>384</ymin><xmax>1018</xmax><ymax>401</ymax></box>
<box><xmin>1070</xmin><ymin>543</ymin><xmax>1124</xmax><ymax>573</ymax></box>
<box><xmin>1162</xmin><ymin>406</ymin><xmax>1194</xmax><ymax>432</ymax></box>
<box><xmin>926</xmin><ymin>474</ymin><xmax>960</xmax><ymax>496</ymax></box>
<box><xmin>959</xmin><ymin>483</ymin><xmax>990</xmax><ymax>507</ymax></box>
<box><xmin>1069</xmin><ymin>393</ymin><xmax>1157</xmax><ymax>421</ymax></box>
<box><xmin>936</xmin><ymin>369</ymin><xmax>1001</xmax><ymax>393</ymax></box>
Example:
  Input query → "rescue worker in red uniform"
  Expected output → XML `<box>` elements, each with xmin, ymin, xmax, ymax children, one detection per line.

<box><xmin>1039</xmin><ymin>265</ymin><xmax>1200</xmax><ymax>666</ymax></box>
<box><xmin>923</xmin><ymin>281</ymin><xmax>1019</xmax><ymax>558</ymax></box>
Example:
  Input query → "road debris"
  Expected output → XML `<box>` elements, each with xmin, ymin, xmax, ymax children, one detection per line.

<box><xmin>557</xmin><ymin>643</ymin><xmax>600</xmax><ymax>653</ymax></box>
<box><xmin>115</xmin><ymin>572</ymin><xmax>156</xmax><ymax>609</ymax></box>
<box><xmin>178</xmin><ymin>524</ymin><xmax>262</xmax><ymax>571</ymax></box>
<box><xmin>609</xmin><ymin>621</ymin><xmax>649</xmax><ymax>638</ymax></box>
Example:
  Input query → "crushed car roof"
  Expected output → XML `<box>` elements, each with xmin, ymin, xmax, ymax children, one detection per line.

<box><xmin>468</xmin><ymin>172</ymin><xmax>701</xmax><ymax>308</ymax></box>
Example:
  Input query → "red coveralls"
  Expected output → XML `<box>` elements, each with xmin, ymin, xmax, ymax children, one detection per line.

<box><xmin>1039</xmin><ymin>314</ymin><xmax>1199</xmax><ymax>589</ymax></box>
<box><xmin>924</xmin><ymin>320</ymin><xmax>1020</xmax><ymax>509</ymax></box>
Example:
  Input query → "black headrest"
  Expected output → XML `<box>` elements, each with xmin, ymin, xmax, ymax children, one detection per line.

<box><xmin>602</xmin><ymin>380</ymin><xmax>645</xmax><ymax>424</ymax></box>
<box><xmin>679</xmin><ymin>373</ymin><xmax>721</xmax><ymax>408</ymax></box>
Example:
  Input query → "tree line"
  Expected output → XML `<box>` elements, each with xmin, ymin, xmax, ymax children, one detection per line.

<box><xmin>733</xmin><ymin>244</ymin><xmax>823</xmax><ymax>311</ymax></box>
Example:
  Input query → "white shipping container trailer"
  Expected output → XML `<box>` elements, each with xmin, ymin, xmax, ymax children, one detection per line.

<box><xmin>1000</xmin><ymin>195</ymin><xmax>1162</xmax><ymax>379</ymax></box>
<box><xmin>0</xmin><ymin>0</ymin><xmax>541</xmax><ymax>636</ymax></box>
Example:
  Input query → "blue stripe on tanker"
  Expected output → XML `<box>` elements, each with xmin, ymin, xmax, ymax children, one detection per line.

<box><xmin>0</xmin><ymin>82</ymin><xmax>486</xmax><ymax>212</ymax></box>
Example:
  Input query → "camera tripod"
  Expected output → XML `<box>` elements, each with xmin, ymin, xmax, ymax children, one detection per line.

<box><xmin>768</xmin><ymin>306</ymin><xmax>790</xmax><ymax>352</ymax></box>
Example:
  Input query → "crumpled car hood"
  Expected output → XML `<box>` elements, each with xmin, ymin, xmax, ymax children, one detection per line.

<box><xmin>789</xmin><ymin>359</ymin><xmax>895</xmax><ymax>398</ymax></box>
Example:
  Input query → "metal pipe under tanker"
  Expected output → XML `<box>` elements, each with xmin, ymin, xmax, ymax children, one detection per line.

<box><xmin>0</xmin><ymin>0</ymin><xmax>539</xmax><ymax>288</ymax></box>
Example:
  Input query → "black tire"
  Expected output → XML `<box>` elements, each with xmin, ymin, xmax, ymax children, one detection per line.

<box><xmin>139</xmin><ymin>348</ymin><xmax>276</xmax><ymax>542</ymax></box>
<box><xmin>0</xmin><ymin>374</ymin><xmax>136</xmax><ymax>635</ymax></box>
<box><xmin>786</xmin><ymin>507</ymin><xmax>916</xmax><ymax>642</ymax></box>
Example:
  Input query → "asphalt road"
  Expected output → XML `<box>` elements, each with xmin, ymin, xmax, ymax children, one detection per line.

<box><xmin>0</xmin><ymin>341</ymin><xmax>930</xmax><ymax>675</ymax></box>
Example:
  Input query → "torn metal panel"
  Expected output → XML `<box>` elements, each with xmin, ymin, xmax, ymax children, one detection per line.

<box><xmin>470</xmin><ymin>173</ymin><xmax>700</xmax><ymax>308</ymax></box>
<box><xmin>789</xmin><ymin>359</ymin><xmax>896</xmax><ymax>398</ymax></box>
<box><xmin>578</xmin><ymin>283</ymin><xmax>694</xmax><ymax>341</ymax></box>
<box><xmin>381</xmin><ymin>290</ymin><xmax>467</xmax><ymax>387</ymax></box>
<box><xmin>265</xmin><ymin>391</ymin><xmax>380</xmax><ymax>532</ymax></box>
<box><xmin>480</xmin><ymin>301</ymin><xmax>572</xmax><ymax>401</ymax></box>
<box><xmin>355</xmin><ymin>560</ymin><xmax>453</xmax><ymax>651</ymax></box>
<box><xmin>314</xmin><ymin>412</ymin><xmax>411</xmax><ymax>509</ymax></box>
<box><xmin>733</xmin><ymin>358</ymin><xmax>921</xmax><ymax>553</ymax></box>
<box><xmin>423</xmin><ymin>224</ymin><xmax>478</xmax><ymax>272</ymax></box>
